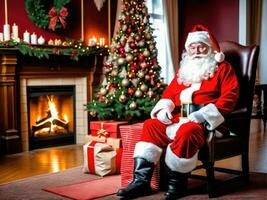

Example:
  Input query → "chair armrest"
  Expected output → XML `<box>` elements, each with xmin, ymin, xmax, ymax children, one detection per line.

<box><xmin>227</xmin><ymin>108</ymin><xmax>248</xmax><ymax>119</ymax></box>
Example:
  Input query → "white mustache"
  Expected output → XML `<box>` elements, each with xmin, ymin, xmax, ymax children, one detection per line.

<box><xmin>189</xmin><ymin>54</ymin><xmax>208</xmax><ymax>59</ymax></box>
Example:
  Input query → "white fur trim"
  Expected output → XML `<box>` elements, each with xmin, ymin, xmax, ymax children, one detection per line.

<box><xmin>166</xmin><ymin>117</ymin><xmax>189</xmax><ymax>140</ymax></box>
<box><xmin>199</xmin><ymin>103</ymin><xmax>224</xmax><ymax>130</ymax></box>
<box><xmin>165</xmin><ymin>145</ymin><xmax>198</xmax><ymax>173</ymax></box>
<box><xmin>150</xmin><ymin>99</ymin><xmax>175</xmax><ymax>119</ymax></box>
<box><xmin>214</xmin><ymin>52</ymin><xmax>225</xmax><ymax>62</ymax></box>
<box><xmin>180</xmin><ymin>83</ymin><xmax>202</xmax><ymax>103</ymax></box>
<box><xmin>133</xmin><ymin>141</ymin><xmax>162</xmax><ymax>164</ymax></box>
<box><xmin>185</xmin><ymin>31</ymin><xmax>212</xmax><ymax>50</ymax></box>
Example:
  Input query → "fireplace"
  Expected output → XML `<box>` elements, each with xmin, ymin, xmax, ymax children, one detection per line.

<box><xmin>27</xmin><ymin>86</ymin><xmax>75</xmax><ymax>150</ymax></box>
<box><xmin>0</xmin><ymin>49</ymin><xmax>107</xmax><ymax>154</ymax></box>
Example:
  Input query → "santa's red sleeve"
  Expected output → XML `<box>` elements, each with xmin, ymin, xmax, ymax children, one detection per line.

<box><xmin>197</xmin><ymin>62</ymin><xmax>239</xmax><ymax>130</ymax></box>
<box><xmin>215</xmin><ymin>62</ymin><xmax>239</xmax><ymax>114</ymax></box>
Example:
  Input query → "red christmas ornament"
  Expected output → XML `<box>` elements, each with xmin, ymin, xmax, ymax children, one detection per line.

<box><xmin>126</xmin><ymin>16</ymin><xmax>130</xmax><ymax>22</ymax></box>
<box><xmin>128</xmin><ymin>88</ymin><xmax>135</xmax><ymax>96</ymax></box>
<box><xmin>138</xmin><ymin>54</ymin><xmax>145</xmax><ymax>61</ymax></box>
<box><xmin>130</xmin><ymin>62</ymin><xmax>138</xmax><ymax>70</ymax></box>
<box><xmin>130</xmin><ymin>41</ymin><xmax>136</xmax><ymax>48</ymax></box>
<box><xmin>128</xmin><ymin>71</ymin><xmax>136</xmax><ymax>78</ymax></box>
<box><xmin>105</xmin><ymin>63</ymin><xmax>112</xmax><ymax>68</ymax></box>
<box><xmin>127</xmin><ymin>28</ymin><xmax>132</xmax><ymax>33</ymax></box>
<box><xmin>135</xmin><ymin>35</ymin><xmax>141</xmax><ymax>41</ymax></box>
<box><xmin>119</xmin><ymin>47</ymin><xmax>125</xmax><ymax>53</ymax></box>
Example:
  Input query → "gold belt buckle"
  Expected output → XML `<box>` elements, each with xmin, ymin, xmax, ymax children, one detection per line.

<box><xmin>181</xmin><ymin>102</ymin><xmax>191</xmax><ymax>118</ymax></box>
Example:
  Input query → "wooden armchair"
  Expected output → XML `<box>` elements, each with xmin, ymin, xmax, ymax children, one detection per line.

<box><xmin>193</xmin><ymin>41</ymin><xmax>260</xmax><ymax>198</ymax></box>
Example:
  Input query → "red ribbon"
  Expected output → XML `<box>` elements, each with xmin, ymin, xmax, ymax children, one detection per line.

<box><xmin>48</xmin><ymin>7</ymin><xmax>68</xmax><ymax>31</ymax></box>
<box><xmin>87</xmin><ymin>141</ymin><xmax>98</xmax><ymax>174</ymax></box>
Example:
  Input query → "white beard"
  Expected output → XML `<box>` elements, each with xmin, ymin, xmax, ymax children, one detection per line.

<box><xmin>177</xmin><ymin>52</ymin><xmax>218</xmax><ymax>86</ymax></box>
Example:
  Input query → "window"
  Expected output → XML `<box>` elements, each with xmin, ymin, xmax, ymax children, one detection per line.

<box><xmin>146</xmin><ymin>0</ymin><xmax>173</xmax><ymax>83</ymax></box>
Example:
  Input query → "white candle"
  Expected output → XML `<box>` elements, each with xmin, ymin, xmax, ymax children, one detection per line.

<box><xmin>37</xmin><ymin>36</ymin><xmax>45</xmax><ymax>45</ymax></box>
<box><xmin>23</xmin><ymin>30</ymin><xmax>30</xmax><ymax>44</ymax></box>
<box><xmin>3</xmin><ymin>24</ymin><xmax>10</xmax><ymax>41</ymax></box>
<box><xmin>4</xmin><ymin>0</ymin><xmax>8</xmax><ymax>24</ymax></box>
<box><xmin>12</xmin><ymin>23</ymin><xmax>18</xmax><ymax>40</ymax></box>
<box><xmin>0</xmin><ymin>33</ymin><xmax>3</xmax><ymax>42</ymax></box>
<box><xmin>30</xmin><ymin>32</ymin><xmax>37</xmax><ymax>45</ymax></box>
<box><xmin>89</xmin><ymin>36</ymin><xmax>97</xmax><ymax>46</ymax></box>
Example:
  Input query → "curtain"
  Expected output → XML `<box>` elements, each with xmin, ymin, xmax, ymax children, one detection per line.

<box><xmin>249</xmin><ymin>0</ymin><xmax>262</xmax><ymax>83</ymax></box>
<box><xmin>162</xmin><ymin>0</ymin><xmax>179</xmax><ymax>82</ymax></box>
<box><xmin>113</xmin><ymin>0</ymin><xmax>121</xmax><ymax>37</ymax></box>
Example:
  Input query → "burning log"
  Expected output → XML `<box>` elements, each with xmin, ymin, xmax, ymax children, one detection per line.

<box><xmin>52</xmin><ymin>118</ymin><xmax>69</xmax><ymax>131</ymax></box>
<box><xmin>31</xmin><ymin>95</ymin><xmax>69</xmax><ymax>135</ymax></box>
<box><xmin>36</xmin><ymin>111</ymin><xmax>51</xmax><ymax>124</ymax></box>
<box><xmin>32</xmin><ymin>121</ymin><xmax>52</xmax><ymax>133</ymax></box>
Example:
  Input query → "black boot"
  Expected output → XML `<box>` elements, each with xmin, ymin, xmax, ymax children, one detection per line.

<box><xmin>165</xmin><ymin>167</ymin><xmax>188</xmax><ymax>200</ymax></box>
<box><xmin>117</xmin><ymin>157</ymin><xmax>154</xmax><ymax>198</ymax></box>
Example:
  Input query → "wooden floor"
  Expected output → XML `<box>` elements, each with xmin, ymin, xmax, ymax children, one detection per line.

<box><xmin>0</xmin><ymin>119</ymin><xmax>266</xmax><ymax>185</ymax></box>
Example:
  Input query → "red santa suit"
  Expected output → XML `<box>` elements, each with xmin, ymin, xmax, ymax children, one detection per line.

<box><xmin>133</xmin><ymin>61</ymin><xmax>239</xmax><ymax>173</ymax></box>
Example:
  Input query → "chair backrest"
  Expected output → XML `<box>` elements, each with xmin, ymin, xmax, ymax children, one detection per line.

<box><xmin>219</xmin><ymin>41</ymin><xmax>260</xmax><ymax>134</ymax></box>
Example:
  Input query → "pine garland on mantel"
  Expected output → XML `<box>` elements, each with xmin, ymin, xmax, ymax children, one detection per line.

<box><xmin>0</xmin><ymin>40</ymin><xmax>108</xmax><ymax>61</ymax></box>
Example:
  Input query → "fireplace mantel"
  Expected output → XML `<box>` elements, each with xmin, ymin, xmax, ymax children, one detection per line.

<box><xmin>0</xmin><ymin>48</ymin><xmax>107</xmax><ymax>154</ymax></box>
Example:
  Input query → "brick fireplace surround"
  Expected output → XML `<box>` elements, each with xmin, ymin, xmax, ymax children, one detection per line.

<box><xmin>0</xmin><ymin>48</ymin><xmax>106</xmax><ymax>154</ymax></box>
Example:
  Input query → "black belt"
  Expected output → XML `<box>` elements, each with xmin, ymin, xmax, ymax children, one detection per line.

<box><xmin>181</xmin><ymin>103</ymin><xmax>205</xmax><ymax>118</ymax></box>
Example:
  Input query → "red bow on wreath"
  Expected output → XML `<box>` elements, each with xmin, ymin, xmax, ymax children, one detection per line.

<box><xmin>48</xmin><ymin>7</ymin><xmax>68</xmax><ymax>31</ymax></box>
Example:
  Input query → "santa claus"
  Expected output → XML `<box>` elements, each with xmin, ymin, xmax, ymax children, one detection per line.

<box><xmin>117</xmin><ymin>25</ymin><xmax>239</xmax><ymax>199</ymax></box>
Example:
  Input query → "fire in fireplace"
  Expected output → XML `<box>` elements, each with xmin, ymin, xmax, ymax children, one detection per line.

<box><xmin>27</xmin><ymin>86</ymin><xmax>75</xmax><ymax>150</ymax></box>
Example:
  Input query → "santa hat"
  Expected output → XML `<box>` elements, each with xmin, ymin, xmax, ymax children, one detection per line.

<box><xmin>185</xmin><ymin>24</ymin><xmax>225</xmax><ymax>63</ymax></box>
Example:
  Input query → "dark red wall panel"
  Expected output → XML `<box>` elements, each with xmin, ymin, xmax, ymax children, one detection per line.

<box><xmin>179</xmin><ymin>0</ymin><xmax>239</xmax><ymax>55</ymax></box>
<box><xmin>0</xmin><ymin>0</ymin><xmax>117</xmax><ymax>44</ymax></box>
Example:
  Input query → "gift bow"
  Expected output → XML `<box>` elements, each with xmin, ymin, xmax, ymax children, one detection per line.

<box><xmin>97</xmin><ymin>128</ymin><xmax>110</xmax><ymax>138</ymax></box>
<box><xmin>48</xmin><ymin>7</ymin><xmax>68</xmax><ymax>31</ymax></box>
<box><xmin>97</xmin><ymin>122</ymin><xmax>110</xmax><ymax>138</ymax></box>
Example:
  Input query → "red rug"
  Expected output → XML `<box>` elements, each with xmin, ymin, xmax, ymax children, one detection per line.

<box><xmin>43</xmin><ymin>175</ymin><xmax>121</xmax><ymax>200</ymax></box>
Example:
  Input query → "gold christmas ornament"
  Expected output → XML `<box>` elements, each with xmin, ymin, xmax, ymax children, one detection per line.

<box><xmin>131</xmin><ymin>78</ymin><xmax>139</xmax><ymax>87</ymax></box>
<box><xmin>138</xmin><ymin>40</ymin><xmax>145</xmax><ymax>47</ymax></box>
<box><xmin>118</xmin><ymin>58</ymin><xmax>125</xmax><ymax>65</ymax></box>
<box><xmin>111</xmin><ymin>69</ymin><xmax>118</xmax><ymax>76</ymax></box>
<box><xmin>121</xmin><ymin>78</ymin><xmax>130</xmax><ymax>87</ymax></box>
<box><xmin>149</xmin><ymin>44</ymin><xmax>155</xmax><ymax>50</ymax></box>
<box><xmin>100</xmin><ymin>88</ymin><xmax>107</xmax><ymax>95</ymax></box>
<box><xmin>140</xmin><ymin>84</ymin><xmax>148</xmax><ymax>92</ymax></box>
<box><xmin>126</xmin><ymin>54</ymin><xmax>134</xmax><ymax>62</ymax></box>
<box><xmin>138</xmin><ymin>71</ymin><xmax>145</xmax><ymax>78</ymax></box>
<box><xmin>122</xmin><ymin>25</ymin><xmax>127</xmax><ymax>31</ymax></box>
<box><xmin>90</xmin><ymin>110</ymin><xmax>96</xmax><ymax>117</ymax></box>
<box><xmin>119</xmin><ymin>94</ymin><xmax>127</xmax><ymax>103</ymax></box>
<box><xmin>129</xmin><ymin>102</ymin><xmax>137</xmax><ymax>110</ymax></box>
<box><xmin>143</xmin><ymin>49</ymin><xmax>150</xmax><ymax>57</ymax></box>
<box><xmin>145</xmin><ymin>33</ymin><xmax>152</xmax><ymax>39</ymax></box>
<box><xmin>135</xmin><ymin>89</ymin><xmax>143</xmax><ymax>97</ymax></box>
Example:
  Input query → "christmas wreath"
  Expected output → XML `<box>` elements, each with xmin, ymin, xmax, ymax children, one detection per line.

<box><xmin>25</xmin><ymin>0</ymin><xmax>70</xmax><ymax>31</ymax></box>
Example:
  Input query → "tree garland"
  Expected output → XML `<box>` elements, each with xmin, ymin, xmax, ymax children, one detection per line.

<box><xmin>25</xmin><ymin>0</ymin><xmax>70</xmax><ymax>31</ymax></box>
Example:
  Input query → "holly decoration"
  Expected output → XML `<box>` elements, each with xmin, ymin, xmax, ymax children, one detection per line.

<box><xmin>25</xmin><ymin>0</ymin><xmax>70</xmax><ymax>31</ymax></box>
<box><xmin>87</xmin><ymin>0</ymin><xmax>166</xmax><ymax>121</ymax></box>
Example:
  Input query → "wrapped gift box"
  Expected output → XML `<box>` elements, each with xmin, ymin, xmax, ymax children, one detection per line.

<box><xmin>90</xmin><ymin>121</ymin><xmax>128</xmax><ymax>138</ymax></box>
<box><xmin>120</xmin><ymin>123</ymin><xmax>160</xmax><ymax>190</ymax></box>
<box><xmin>83</xmin><ymin>141</ymin><xmax>122</xmax><ymax>176</ymax></box>
<box><xmin>88</xmin><ymin>135</ymin><xmax>122</xmax><ymax>149</ymax></box>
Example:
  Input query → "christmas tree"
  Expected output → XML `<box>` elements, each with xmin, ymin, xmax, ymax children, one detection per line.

<box><xmin>87</xmin><ymin>0</ymin><xmax>166</xmax><ymax>121</ymax></box>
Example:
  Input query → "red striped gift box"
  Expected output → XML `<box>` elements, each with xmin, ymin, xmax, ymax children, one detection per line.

<box><xmin>120</xmin><ymin>123</ymin><xmax>160</xmax><ymax>190</ymax></box>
